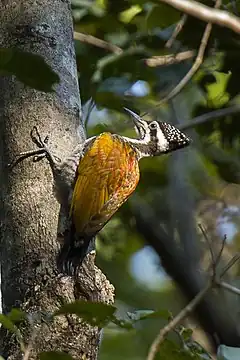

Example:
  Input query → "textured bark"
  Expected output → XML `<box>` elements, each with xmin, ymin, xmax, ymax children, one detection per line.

<box><xmin>0</xmin><ymin>1</ymin><xmax>114</xmax><ymax>359</ymax></box>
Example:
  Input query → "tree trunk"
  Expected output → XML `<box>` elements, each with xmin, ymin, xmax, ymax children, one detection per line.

<box><xmin>0</xmin><ymin>1</ymin><xmax>114</xmax><ymax>358</ymax></box>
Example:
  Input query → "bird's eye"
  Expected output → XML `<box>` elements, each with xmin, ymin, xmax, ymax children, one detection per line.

<box><xmin>149</xmin><ymin>122</ymin><xmax>158</xmax><ymax>130</ymax></box>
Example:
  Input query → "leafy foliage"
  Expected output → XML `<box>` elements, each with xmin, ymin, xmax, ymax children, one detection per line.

<box><xmin>0</xmin><ymin>312</ymin><xmax>25</xmax><ymax>351</ymax></box>
<box><xmin>55</xmin><ymin>301</ymin><xmax>132</xmax><ymax>328</ymax></box>
<box><xmin>71</xmin><ymin>1</ymin><xmax>240</xmax><ymax>359</ymax></box>
<box><xmin>55</xmin><ymin>301</ymin><xmax>176</xmax><ymax>330</ymax></box>
<box><xmin>0</xmin><ymin>305</ymin><xmax>215</xmax><ymax>359</ymax></box>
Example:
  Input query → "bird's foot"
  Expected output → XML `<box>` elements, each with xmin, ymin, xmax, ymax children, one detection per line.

<box><xmin>8</xmin><ymin>126</ymin><xmax>60</xmax><ymax>169</ymax></box>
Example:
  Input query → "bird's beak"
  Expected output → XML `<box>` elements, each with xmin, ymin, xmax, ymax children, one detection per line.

<box><xmin>124</xmin><ymin>108</ymin><xmax>146</xmax><ymax>138</ymax></box>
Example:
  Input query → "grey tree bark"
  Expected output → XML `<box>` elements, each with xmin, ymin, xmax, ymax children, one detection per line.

<box><xmin>0</xmin><ymin>1</ymin><xmax>114</xmax><ymax>358</ymax></box>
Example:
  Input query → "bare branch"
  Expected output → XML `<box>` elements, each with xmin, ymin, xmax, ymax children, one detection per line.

<box><xmin>74</xmin><ymin>31</ymin><xmax>123</xmax><ymax>54</ymax></box>
<box><xmin>214</xmin><ymin>234</ymin><xmax>227</xmax><ymax>269</ymax></box>
<box><xmin>74</xmin><ymin>31</ymin><xmax>194</xmax><ymax>69</ymax></box>
<box><xmin>198</xmin><ymin>223</ymin><xmax>215</xmax><ymax>269</ymax></box>
<box><xmin>146</xmin><ymin>282</ymin><xmax>212</xmax><ymax>360</ymax></box>
<box><xmin>217</xmin><ymin>281</ymin><xmax>240</xmax><ymax>296</ymax></box>
<box><xmin>158</xmin><ymin>0</ymin><xmax>240</xmax><ymax>34</ymax></box>
<box><xmin>220</xmin><ymin>253</ymin><xmax>240</xmax><ymax>277</ymax></box>
<box><xmin>147</xmin><ymin>224</ymin><xmax>240</xmax><ymax>360</ymax></box>
<box><xmin>165</xmin><ymin>14</ymin><xmax>188</xmax><ymax>48</ymax></box>
<box><xmin>145</xmin><ymin>50</ymin><xmax>195</xmax><ymax>67</ymax></box>
<box><xmin>142</xmin><ymin>0</ymin><xmax>221</xmax><ymax>117</ymax></box>
<box><xmin>179</xmin><ymin>105</ymin><xmax>240</xmax><ymax>131</ymax></box>
<box><xmin>198</xmin><ymin>224</ymin><xmax>227</xmax><ymax>278</ymax></box>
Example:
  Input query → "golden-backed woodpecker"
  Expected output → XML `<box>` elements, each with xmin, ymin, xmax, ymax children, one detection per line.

<box><xmin>11</xmin><ymin>108</ymin><xmax>190</xmax><ymax>275</ymax></box>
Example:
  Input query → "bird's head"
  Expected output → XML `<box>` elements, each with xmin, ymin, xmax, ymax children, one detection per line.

<box><xmin>124</xmin><ymin>108</ymin><xmax>191</xmax><ymax>157</ymax></box>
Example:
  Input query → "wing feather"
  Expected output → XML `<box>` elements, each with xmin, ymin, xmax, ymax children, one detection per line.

<box><xmin>70</xmin><ymin>133</ymin><xmax>139</xmax><ymax>236</ymax></box>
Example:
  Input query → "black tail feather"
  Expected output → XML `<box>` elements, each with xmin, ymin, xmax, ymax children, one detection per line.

<box><xmin>57</xmin><ymin>225</ymin><xmax>95</xmax><ymax>276</ymax></box>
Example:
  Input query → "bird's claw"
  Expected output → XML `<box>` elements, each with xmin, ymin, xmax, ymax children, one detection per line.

<box><xmin>8</xmin><ymin>127</ymin><xmax>51</xmax><ymax>169</ymax></box>
<box><xmin>30</xmin><ymin>126</ymin><xmax>49</xmax><ymax>150</ymax></box>
<box><xmin>33</xmin><ymin>153</ymin><xmax>47</xmax><ymax>162</ymax></box>
<box><xmin>30</xmin><ymin>127</ymin><xmax>60</xmax><ymax>162</ymax></box>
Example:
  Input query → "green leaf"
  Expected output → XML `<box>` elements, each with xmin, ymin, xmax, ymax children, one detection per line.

<box><xmin>55</xmin><ymin>301</ymin><xmax>134</xmax><ymax>329</ymax></box>
<box><xmin>39</xmin><ymin>351</ymin><xmax>73</xmax><ymax>360</ymax></box>
<box><xmin>119</xmin><ymin>5</ymin><xmax>142</xmax><ymax>23</ymax></box>
<box><xmin>0</xmin><ymin>48</ymin><xmax>59</xmax><ymax>92</ymax></box>
<box><xmin>7</xmin><ymin>308</ymin><xmax>26</xmax><ymax>323</ymax></box>
<box><xmin>138</xmin><ymin>309</ymin><xmax>170</xmax><ymax>321</ymax></box>
<box><xmin>146</xmin><ymin>4</ymin><xmax>180</xmax><ymax>30</ymax></box>
<box><xmin>55</xmin><ymin>301</ymin><xmax>117</xmax><ymax>327</ymax></box>
<box><xmin>205</xmin><ymin>71</ymin><xmax>231</xmax><ymax>108</ymax></box>
<box><xmin>110</xmin><ymin>317</ymin><xmax>134</xmax><ymax>330</ymax></box>
<box><xmin>181</xmin><ymin>328</ymin><xmax>193</xmax><ymax>342</ymax></box>
<box><xmin>0</xmin><ymin>313</ymin><xmax>24</xmax><ymax>351</ymax></box>
<box><xmin>0</xmin><ymin>313</ymin><xmax>19</xmax><ymax>333</ymax></box>
<box><xmin>127</xmin><ymin>309</ymin><xmax>170</xmax><ymax>322</ymax></box>
<box><xmin>154</xmin><ymin>338</ymin><xmax>205</xmax><ymax>359</ymax></box>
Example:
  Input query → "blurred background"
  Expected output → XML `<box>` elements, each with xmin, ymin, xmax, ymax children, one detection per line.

<box><xmin>72</xmin><ymin>0</ymin><xmax>240</xmax><ymax>358</ymax></box>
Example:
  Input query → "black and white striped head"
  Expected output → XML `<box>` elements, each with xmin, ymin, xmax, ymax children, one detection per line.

<box><xmin>124</xmin><ymin>108</ymin><xmax>191</xmax><ymax>157</ymax></box>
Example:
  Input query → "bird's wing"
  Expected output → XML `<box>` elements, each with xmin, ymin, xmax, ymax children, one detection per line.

<box><xmin>70</xmin><ymin>133</ymin><xmax>139</xmax><ymax>236</ymax></box>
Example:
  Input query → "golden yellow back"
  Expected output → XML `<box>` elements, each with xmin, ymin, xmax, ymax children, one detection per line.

<box><xmin>70</xmin><ymin>133</ymin><xmax>140</xmax><ymax>238</ymax></box>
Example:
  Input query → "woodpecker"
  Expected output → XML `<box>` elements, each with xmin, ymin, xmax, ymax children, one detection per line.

<box><xmin>11</xmin><ymin>108</ymin><xmax>190</xmax><ymax>275</ymax></box>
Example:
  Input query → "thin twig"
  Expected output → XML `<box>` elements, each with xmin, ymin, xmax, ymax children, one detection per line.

<box><xmin>198</xmin><ymin>224</ymin><xmax>227</xmax><ymax>279</ymax></box>
<box><xmin>198</xmin><ymin>223</ymin><xmax>216</xmax><ymax>274</ymax></box>
<box><xmin>158</xmin><ymin>0</ymin><xmax>240</xmax><ymax>34</ymax></box>
<box><xmin>73</xmin><ymin>2</ymin><xmax>240</xmax><ymax>50</ymax></box>
<box><xmin>166</xmin><ymin>14</ymin><xmax>188</xmax><ymax>48</ymax></box>
<box><xmin>145</xmin><ymin>50</ymin><xmax>195</xmax><ymax>67</ymax></box>
<box><xmin>214</xmin><ymin>234</ymin><xmax>227</xmax><ymax>269</ymax></box>
<box><xmin>74</xmin><ymin>31</ymin><xmax>123</xmax><ymax>54</ymax></box>
<box><xmin>179</xmin><ymin>105</ymin><xmax>240</xmax><ymax>131</ymax></box>
<box><xmin>220</xmin><ymin>252</ymin><xmax>240</xmax><ymax>277</ymax></box>
<box><xmin>198</xmin><ymin>224</ymin><xmax>239</xmax><ymax>287</ymax></box>
<box><xmin>146</xmin><ymin>282</ymin><xmax>212</xmax><ymax>360</ymax></box>
<box><xmin>147</xmin><ymin>223</ymin><xmax>240</xmax><ymax>360</ymax></box>
<box><xmin>142</xmin><ymin>0</ymin><xmax>222</xmax><ymax>117</ymax></box>
<box><xmin>74</xmin><ymin>31</ymin><xmax>195</xmax><ymax>68</ymax></box>
<box><xmin>217</xmin><ymin>280</ymin><xmax>240</xmax><ymax>296</ymax></box>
